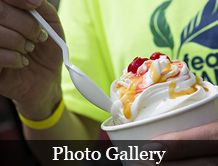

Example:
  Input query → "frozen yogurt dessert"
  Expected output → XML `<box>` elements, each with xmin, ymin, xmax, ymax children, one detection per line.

<box><xmin>110</xmin><ymin>52</ymin><xmax>218</xmax><ymax>125</ymax></box>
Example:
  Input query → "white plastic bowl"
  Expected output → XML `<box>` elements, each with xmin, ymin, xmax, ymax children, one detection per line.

<box><xmin>101</xmin><ymin>87</ymin><xmax>218</xmax><ymax>140</ymax></box>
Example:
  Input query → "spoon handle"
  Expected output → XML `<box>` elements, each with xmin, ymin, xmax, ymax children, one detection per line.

<box><xmin>29</xmin><ymin>10</ymin><xmax>112</xmax><ymax>112</ymax></box>
<box><xmin>28</xmin><ymin>10</ymin><xmax>69</xmax><ymax>65</ymax></box>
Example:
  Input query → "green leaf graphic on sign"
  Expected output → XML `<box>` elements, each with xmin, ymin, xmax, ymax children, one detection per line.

<box><xmin>150</xmin><ymin>0</ymin><xmax>174</xmax><ymax>54</ymax></box>
<box><xmin>177</xmin><ymin>0</ymin><xmax>218</xmax><ymax>59</ymax></box>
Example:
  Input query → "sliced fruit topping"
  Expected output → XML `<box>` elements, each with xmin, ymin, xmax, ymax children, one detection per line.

<box><xmin>127</xmin><ymin>57</ymin><xmax>148</xmax><ymax>74</ymax></box>
<box><xmin>150</xmin><ymin>52</ymin><xmax>170</xmax><ymax>61</ymax></box>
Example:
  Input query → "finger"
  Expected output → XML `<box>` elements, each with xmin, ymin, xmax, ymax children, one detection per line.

<box><xmin>132</xmin><ymin>156</ymin><xmax>218</xmax><ymax>166</ymax></box>
<box><xmin>143</xmin><ymin>141</ymin><xmax>218</xmax><ymax>161</ymax></box>
<box><xmin>142</xmin><ymin>121</ymin><xmax>218</xmax><ymax>160</ymax></box>
<box><xmin>3</xmin><ymin>0</ymin><xmax>43</xmax><ymax>9</ymax></box>
<box><xmin>153</xmin><ymin>120</ymin><xmax>218</xmax><ymax>140</ymax></box>
<box><xmin>131</xmin><ymin>160</ymin><xmax>154</xmax><ymax>166</ymax></box>
<box><xmin>0</xmin><ymin>25</ymin><xmax>35</xmax><ymax>54</ymax></box>
<box><xmin>0</xmin><ymin>1</ymin><xmax>48</xmax><ymax>42</ymax></box>
<box><xmin>158</xmin><ymin>156</ymin><xmax>218</xmax><ymax>166</ymax></box>
<box><xmin>0</xmin><ymin>49</ymin><xmax>29</xmax><ymax>68</ymax></box>
<box><xmin>3</xmin><ymin>0</ymin><xmax>57</xmax><ymax>21</ymax></box>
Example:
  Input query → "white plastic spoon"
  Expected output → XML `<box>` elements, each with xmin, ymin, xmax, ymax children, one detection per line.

<box><xmin>29</xmin><ymin>10</ymin><xmax>112</xmax><ymax>112</ymax></box>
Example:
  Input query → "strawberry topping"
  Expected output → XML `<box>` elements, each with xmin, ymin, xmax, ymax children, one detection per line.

<box><xmin>127</xmin><ymin>57</ymin><xmax>148</xmax><ymax>74</ymax></box>
<box><xmin>127</xmin><ymin>52</ymin><xmax>170</xmax><ymax>74</ymax></box>
<box><xmin>150</xmin><ymin>52</ymin><xmax>170</xmax><ymax>61</ymax></box>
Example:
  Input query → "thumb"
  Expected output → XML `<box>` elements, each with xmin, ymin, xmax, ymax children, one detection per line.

<box><xmin>3</xmin><ymin>0</ymin><xmax>56</xmax><ymax>16</ymax></box>
<box><xmin>3</xmin><ymin>0</ymin><xmax>44</xmax><ymax>9</ymax></box>
<box><xmin>35</xmin><ymin>0</ymin><xmax>57</xmax><ymax>17</ymax></box>
<box><xmin>143</xmin><ymin>140</ymin><xmax>218</xmax><ymax>161</ymax></box>
<box><xmin>4</xmin><ymin>0</ymin><xmax>64</xmax><ymax>39</ymax></box>
<box><xmin>34</xmin><ymin>0</ymin><xmax>65</xmax><ymax>40</ymax></box>
<box><xmin>142</xmin><ymin>120</ymin><xmax>218</xmax><ymax>161</ymax></box>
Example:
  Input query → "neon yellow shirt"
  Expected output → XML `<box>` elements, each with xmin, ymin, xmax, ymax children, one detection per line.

<box><xmin>59</xmin><ymin>0</ymin><xmax>218</xmax><ymax>122</ymax></box>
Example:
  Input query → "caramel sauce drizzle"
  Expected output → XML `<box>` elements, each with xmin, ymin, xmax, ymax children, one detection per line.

<box><xmin>150</xmin><ymin>62</ymin><xmax>177</xmax><ymax>84</ymax></box>
<box><xmin>169</xmin><ymin>80</ymin><xmax>197</xmax><ymax>99</ymax></box>
<box><xmin>196</xmin><ymin>76</ymin><xmax>209</xmax><ymax>92</ymax></box>
<box><xmin>116</xmin><ymin>76</ymin><xmax>142</xmax><ymax>119</ymax></box>
<box><xmin>117</xmin><ymin>62</ymin><xmax>208</xmax><ymax>119</ymax></box>
<box><xmin>149</xmin><ymin>62</ymin><xmax>160</xmax><ymax>83</ymax></box>
<box><xmin>169</xmin><ymin>76</ymin><xmax>208</xmax><ymax>99</ymax></box>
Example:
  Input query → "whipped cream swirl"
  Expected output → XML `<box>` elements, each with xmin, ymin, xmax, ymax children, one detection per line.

<box><xmin>110</xmin><ymin>56</ymin><xmax>218</xmax><ymax>124</ymax></box>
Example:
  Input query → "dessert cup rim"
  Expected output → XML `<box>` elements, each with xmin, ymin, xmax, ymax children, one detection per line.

<box><xmin>101</xmin><ymin>88</ymin><xmax>218</xmax><ymax>131</ymax></box>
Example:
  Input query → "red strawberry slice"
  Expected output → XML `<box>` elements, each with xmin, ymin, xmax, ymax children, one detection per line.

<box><xmin>150</xmin><ymin>52</ymin><xmax>170</xmax><ymax>61</ymax></box>
<box><xmin>128</xmin><ymin>57</ymin><xmax>148</xmax><ymax>74</ymax></box>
